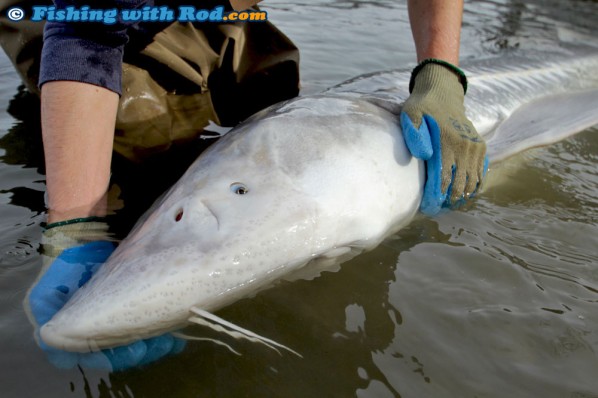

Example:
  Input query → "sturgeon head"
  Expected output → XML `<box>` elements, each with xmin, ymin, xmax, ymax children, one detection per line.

<box><xmin>40</xmin><ymin>95</ymin><xmax>424</xmax><ymax>352</ymax></box>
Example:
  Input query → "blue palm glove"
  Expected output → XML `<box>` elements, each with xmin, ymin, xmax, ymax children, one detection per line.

<box><xmin>26</xmin><ymin>219</ymin><xmax>185</xmax><ymax>371</ymax></box>
<box><xmin>400</xmin><ymin>59</ymin><xmax>489</xmax><ymax>215</ymax></box>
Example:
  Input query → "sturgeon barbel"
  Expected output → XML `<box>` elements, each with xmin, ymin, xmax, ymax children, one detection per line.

<box><xmin>40</xmin><ymin>47</ymin><xmax>598</xmax><ymax>352</ymax></box>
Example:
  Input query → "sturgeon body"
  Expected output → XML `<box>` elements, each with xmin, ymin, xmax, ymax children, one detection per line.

<box><xmin>40</xmin><ymin>48</ymin><xmax>598</xmax><ymax>352</ymax></box>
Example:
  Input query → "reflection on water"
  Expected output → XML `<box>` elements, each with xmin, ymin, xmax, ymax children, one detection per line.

<box><xmin>462</xmin><ymin>0</ymin><xmax>598</xmax><ymax>55</ymax></box>
<box><xmin>1</xmin><ymin>0</ymin><xmax>598</xmax><ymax>397</ymax></box>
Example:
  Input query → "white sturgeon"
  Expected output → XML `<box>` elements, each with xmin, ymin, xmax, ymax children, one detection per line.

<box><xmin>40</xmin><ymin>47</ymin><xmax>598</xmax><ymax>353</ymax></box>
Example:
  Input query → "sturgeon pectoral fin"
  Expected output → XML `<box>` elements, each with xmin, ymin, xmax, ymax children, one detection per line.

<box><xmin>486</xmin><ymin>89</ymin><xmax>598</xmax><ymax>163</ymax></box>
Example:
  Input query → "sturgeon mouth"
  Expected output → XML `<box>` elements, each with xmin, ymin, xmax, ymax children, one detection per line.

<box><xmin>40</xmin><ymin>321</ymin><xmax>103</xmax><ymax>353</ymax></box>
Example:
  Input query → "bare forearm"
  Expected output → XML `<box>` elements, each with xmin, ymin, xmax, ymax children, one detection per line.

<box><xmin>407</xmin><ymin>0</ymin><xmax>464</xmax><ymax>65</ymax></box>
<box><xmin>41</xmin><ymin>81</ymin><xmax>118</xmax><ymax>223</ymax></box>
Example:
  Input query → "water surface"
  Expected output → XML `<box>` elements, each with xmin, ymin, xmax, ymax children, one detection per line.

<box><xmin>1</xmin><ymin>1</ymin><xmax>597</xmax><ymax>397</ymax></box>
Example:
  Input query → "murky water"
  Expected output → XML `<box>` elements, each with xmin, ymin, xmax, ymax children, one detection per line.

<box><xmin>1</xmin><ymin>1</ymin><xmax>598</xmax><ymax>397</ymax></box>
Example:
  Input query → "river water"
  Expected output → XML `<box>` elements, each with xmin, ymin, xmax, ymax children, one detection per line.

<box><xmin>1</xmin><ymin>1</ymin><xmax>597</xmax><ymax>397</ymax></box>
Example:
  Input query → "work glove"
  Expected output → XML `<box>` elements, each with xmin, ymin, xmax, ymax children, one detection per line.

<box><xmin>400</xmin><ymin>59</ymin><xmax>489</xmax><ymax>215</ymax></box>
<box><xmin>25</xmin><ymin>218</ymin><xmax>185</xmax><ymax>371</ymax></box>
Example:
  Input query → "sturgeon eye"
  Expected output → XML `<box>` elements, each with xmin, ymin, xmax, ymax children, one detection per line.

<box><xmin>175</xmin><ymin>209</ymin><xmax>184</xmax><ymax>222</ymax></box>
<box><xmin>230</xmin><ymin>182</ymin><xmax>249</xmax><ymax>195</ymax></box>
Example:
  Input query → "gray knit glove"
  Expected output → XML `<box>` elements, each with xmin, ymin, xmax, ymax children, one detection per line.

<box><xmin>400</xmin><ymin>60</ymin><xmax>488</xmax><ymax>215</ymax></box>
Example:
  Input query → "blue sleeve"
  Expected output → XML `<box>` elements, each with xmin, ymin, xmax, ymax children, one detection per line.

<box><xmin>38</xmin><ymin>0</ymin><xmax>152</xmax><ymax>95</ymax></box>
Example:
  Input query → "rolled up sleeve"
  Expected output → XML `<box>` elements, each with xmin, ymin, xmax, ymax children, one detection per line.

<box><xmin>39</xmin><ymin>0</ymin><xmax>151</xmax><ymax>95</ymax></box>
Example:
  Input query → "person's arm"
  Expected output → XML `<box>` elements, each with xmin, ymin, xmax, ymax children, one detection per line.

<box><xmin>42</xmin><ymin>81</ymin><xmax>118</xmax><ymax>223</ymax></box>
<box><xmin>30</xmin><ymin>2</ymin><xmax>186</xmax><ymax>371</ymax></box>
<box><xmin>402</xmin><ymin>0</ymin><xmax>488</xmax><ymax>214</ymax></box>
<box><xmin>39</xmin><ymin>0</ymin><xmax>148</xmax><ymax>222</ymax></box>
<box><xmin>407</xmin><ymin>0</ymin><xmax>463</xmax><ymax>65</ymax></box>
